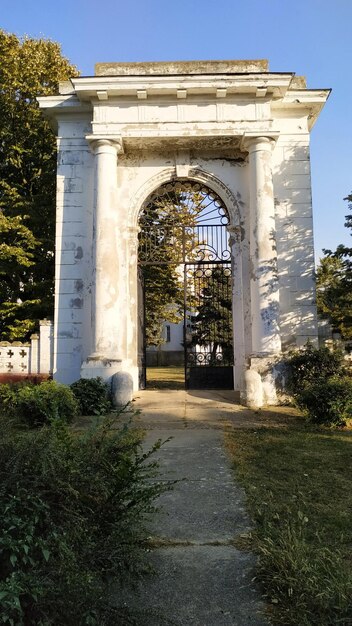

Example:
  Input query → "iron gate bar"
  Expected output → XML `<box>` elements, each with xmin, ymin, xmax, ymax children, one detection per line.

<box><xmin>183</xmin><ymin>261</ymin><xmax>233</xmax><ymax>389</ymax></box>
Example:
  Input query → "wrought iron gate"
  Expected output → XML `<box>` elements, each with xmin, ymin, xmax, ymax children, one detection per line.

<box><xmin>138</xmin><ymin>180</ymin><xmax>234</xmax><ymax>389</ymax></box>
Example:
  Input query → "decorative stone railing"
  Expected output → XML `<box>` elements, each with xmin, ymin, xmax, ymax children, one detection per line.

<box><xmin>0</xmin><ymin>320</ymin><xmax>53</xmax><ymax>377</ymax></box>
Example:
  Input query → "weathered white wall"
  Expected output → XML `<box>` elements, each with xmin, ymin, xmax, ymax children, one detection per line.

<box><xmin>272</xmin><ymin>131</ymin><xmax>317</xmax><ymax>350</ymax></box>
<box><xmin>54</xmin><ymin>134</ymin><xmax>315</xmax><ymax>383</ymax></box>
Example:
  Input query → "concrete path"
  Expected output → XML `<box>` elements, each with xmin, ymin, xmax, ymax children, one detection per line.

<box><xmin>117</xmin><ymin>390</ymin><xmax>269</xmax><ymax>626</ymax></box>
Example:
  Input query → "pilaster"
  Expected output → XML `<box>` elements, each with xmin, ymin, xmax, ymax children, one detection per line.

<box><xmin>228</xmin><ymin>225</ymin><xmax>245</xmax><ymax>396</ymax></box>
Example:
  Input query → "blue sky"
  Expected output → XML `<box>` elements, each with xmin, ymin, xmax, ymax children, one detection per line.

<box><xmin>2</xmin><ymin>0</ymin><xmax>351</xmax><ymax>260</ymax></box>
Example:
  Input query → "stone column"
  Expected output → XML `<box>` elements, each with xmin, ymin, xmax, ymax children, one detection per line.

<box><xmin>246</xmin><ymin>136</ymin><xmax>281</xmax><ymax>355</ymax></box>
<box><xmin>242</xmin><ymin>135</ymin><xmax>281</xmax><ymax>407</ymax></box>
<box><xmin>30</xmin><ymin>334</ymin><xmax>39</xmax><ymax>374</ymax></box>
<box><xmin>88</xmin><ymin>136</ymin><xmax>123</xmax><ymax>358</ymax></box>
<box><xmin>81</xmin><ymin>136</ymin><xmax>132</xmax><ymax>394</ymax></box>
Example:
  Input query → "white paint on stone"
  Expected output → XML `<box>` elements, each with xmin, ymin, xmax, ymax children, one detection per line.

<box><xmin>38</xmin><ymin>60</ymin><xmax>330</xmax><ymax>405</ymax></box>
<box><xmin>243</xmin><ymin>368</ymin><xmax>263</xmax><ymax>408</ymax></box>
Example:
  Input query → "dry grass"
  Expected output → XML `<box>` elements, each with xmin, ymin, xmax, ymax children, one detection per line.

<box><xmin>226</xmin><ymin>413</ymin><xmax>352</xmax><ymax>625</ymax></box>
<box><xmin>146</xmin><ymin>366</ymin><xmax>185</xmax><ymax>389</ymax></box>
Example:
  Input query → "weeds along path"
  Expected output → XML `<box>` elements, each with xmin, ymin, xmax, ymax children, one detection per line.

<box><xmin>226</xmin><ymin>415</ymin><xmax>352</xmax><ymax>626</ymax></box>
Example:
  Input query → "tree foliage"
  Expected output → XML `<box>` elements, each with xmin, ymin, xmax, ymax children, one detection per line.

<box><xmin>139</xmin><ymin>190</ymin><xmax>205</xmax><ymax>347</ymax></box>
<box><xmin>316</xmin><ymin>193</ymin><xmax>352</xmax><ymax>339</ymax></box>
<box><xmin>189</xmin><ymin>265</ymin><xmax>233</xmax><ymax>364</ymax></box>
<box><xmin>142</xmin><ymin>263</ymin><xmax>184</xmax><ymax>347</ymax></box>
<box><xmin>0</xmin><ymin>30</ymin><xmax>78</xmax><ymax>340</ymax></box>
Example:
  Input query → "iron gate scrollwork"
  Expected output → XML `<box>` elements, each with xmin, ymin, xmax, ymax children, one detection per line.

<box><xmin>138</xmin><ymin>179</ymin><xmax>234</xmax><ymax>389</ymax></box>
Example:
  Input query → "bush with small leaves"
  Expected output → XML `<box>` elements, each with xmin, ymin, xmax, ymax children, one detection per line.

<box><xmin>0</xmin><ymin>380</ymin><xmax>79</xmax><ymax>426</ymax></box>
<box><xmin>70</xmin><ymin>377</ymin><xmax>113</xmax><ymax>416</ymax></box>
<box><xmin>0</xmin><ymin>384</ymin><xmax>17</xmax><ymax>417</ymax></box>
<box><xmin>285</xmin><ymin>344</ymin><xmax>345</xmax><ymax>397</ymax></box>
<box><xmin>0</xmin><ymin>415</ymin><xmax>168</xmax><ymax>624</ymax></box>
<box><xmin>297</xmin><ymin>376</ymin><xmax>352</xmax><ymax>427</ymax></box>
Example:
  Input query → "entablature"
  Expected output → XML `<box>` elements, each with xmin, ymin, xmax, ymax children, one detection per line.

<box><xmin>38</xmin><ymin>60</ymin><xmax>330</xmax><ymax>137</ymax></box>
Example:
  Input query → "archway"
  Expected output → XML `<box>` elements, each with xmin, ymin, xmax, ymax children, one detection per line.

<box><xmin>138</xmin><ymin>179</ymin><xmax>234</xmax><ymax>390</ymax></box>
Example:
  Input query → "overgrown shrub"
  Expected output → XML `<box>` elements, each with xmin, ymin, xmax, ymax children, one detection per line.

<box><xmin>0</xmin><ymin>380</ymin><xmax>79</xmax><ymax>426</ymax></box>
<box><xmin>284</xmin><ymin>345</ymin><xmax>351</xmax><ymax>427</ymax></box>
<box><xmin>70</xmin><ymin>377</ymin><xmax>112</xmax><ymax>416</ymax></box>
<box><xmin>0</xmin><ymin>415</ymin><xmax>167</xmax><ymax>624</ymax></box>
<box><xmin>285</xmin><ymin>344</ymin><xmax>345</xmax><ymax>396</ymax></box>
<box><xmin>297</xmin><ymin>376</ymin><xmax>352</xmax><ymax>427</ymax></box>
<box><xmin>0</xmin><ymin>383</ymin><xmax>17</xmax><ymax>415</ymax></box>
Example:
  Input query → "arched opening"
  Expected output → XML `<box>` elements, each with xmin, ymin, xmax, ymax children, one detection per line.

<box><xmin>137</xmin><ymin>179</ymin><xmax>234</xmax><ymax>390</ymax></box>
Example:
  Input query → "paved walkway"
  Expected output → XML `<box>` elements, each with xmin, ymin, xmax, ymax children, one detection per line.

<box><xmin>117</xmin><ymin>390</ymin><xmax>269</xmax><ymax>626</ymax></box>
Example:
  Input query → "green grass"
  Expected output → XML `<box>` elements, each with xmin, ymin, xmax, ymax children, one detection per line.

<box><xmin>146</xmin><ymin>366</ymin><xmax>185</xmax><ymax>389</ymax></box>
<box><xmin>226</xmin><ymin>414</ymin><xmax>352</xmax><ymax>625</ymax></box>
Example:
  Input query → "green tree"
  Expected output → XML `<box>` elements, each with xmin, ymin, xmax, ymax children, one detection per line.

<box><xmin>139</xmin><ymin>189</ymin><xmax>205</xmax><ymax>346</ymax></box>
<box><xmin>316</xmin><ymin>193</ymin><xmax>352</xmax><ymax>339</ymax></box>
<box><xmin>189</xmin><ymin>265</ymin><xmax>233</xmax><ymax>364</ymax></box>
<box><xmin>141</xmin><ymin>263</ymin><xmax>184</xmax><ymax>347</ymax></box>
<box><xmin>0</xmin><ymin>30</ymin><xmax>78</xmax><ymax>340</ymax></box>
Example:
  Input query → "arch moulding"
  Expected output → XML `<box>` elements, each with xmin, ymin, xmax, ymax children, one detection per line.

<box><xmin>130</xmin><ymin>167</ymin><xmax>241</xmax><ymax>229</ymax></box>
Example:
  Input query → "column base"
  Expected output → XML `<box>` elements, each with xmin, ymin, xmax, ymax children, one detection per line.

<box><xmin>80</xmin><ymin>357</ymin><xmax>139</xmax><ymax>406</ymax></box>
<box><xmin>241</xmin><ymin>354</ymin><xmax>285</xmax><ymax>408</ymax></box>
<box><xmin>81</xmin><ymin>356</ymin><xmax>122</xmax><ymax>382</ymax></box>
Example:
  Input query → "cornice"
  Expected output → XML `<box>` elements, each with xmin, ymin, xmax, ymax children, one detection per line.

<box><xmin>37</xmin><ymin>94</ymin><xmax>91</xmax><ymax>112</ymax></box>
<box><xmin>271</xmin><ymin>88</ymin><xmax>331</xmax><ymax>129</ymax></box>
<box><xmin>70</xmin><ymin>73</ymin><xmax>294</xmax><ymax>101</ymax></box>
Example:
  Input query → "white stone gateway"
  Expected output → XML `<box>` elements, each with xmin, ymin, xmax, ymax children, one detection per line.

<box><xmin>38</xmin><ymin>59</ymin><xmax>330</xmax><ymax>407</ymax></box>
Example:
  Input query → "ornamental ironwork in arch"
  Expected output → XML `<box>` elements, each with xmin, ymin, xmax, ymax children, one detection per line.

<box><xmin>138</xmin><ymin>179</ymin><xmax>231</xmax><ymax>265</ymax></box>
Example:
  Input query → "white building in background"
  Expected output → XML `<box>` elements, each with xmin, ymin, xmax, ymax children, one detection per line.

<box><xmin>38</xmin><ymin>59</ymin><xmax>330</xmax><ymax>407</ymax></box>
<box><xmin>146</xmin><ymin>322</ymin><xmax>184</xmax><ymax>367</ymax></box>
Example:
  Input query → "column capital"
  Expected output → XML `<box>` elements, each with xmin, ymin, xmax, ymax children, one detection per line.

<box><xmin>240</xmin><ymin>131</ymin><xmax>279</xmax><ymax>153</ymax></box>
<box><xmin>85</xmin><ymin>134</ymin><xmax>124</xmax><ymax>155</ymax></box>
